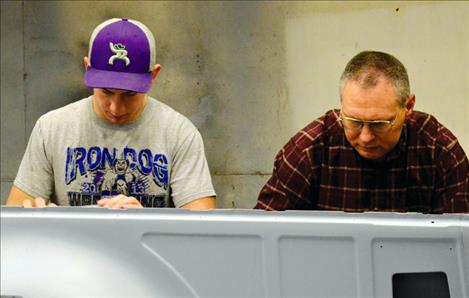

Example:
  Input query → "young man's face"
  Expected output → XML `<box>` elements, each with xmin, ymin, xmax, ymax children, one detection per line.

<box><xmin>92</xmin><ymin>88</ymin><xmax>147</xmax><ymax>125</ymax></box>
<box><xmin>340</xmin><ymin>78</ymin><xmax>413</xmax><ymax>160</ymax></box>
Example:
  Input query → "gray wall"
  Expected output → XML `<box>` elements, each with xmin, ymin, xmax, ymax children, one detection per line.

<box><xmin>1</xmin><ymin>1</ymin><xmax>468</xmax><ymax>207</ymax></box>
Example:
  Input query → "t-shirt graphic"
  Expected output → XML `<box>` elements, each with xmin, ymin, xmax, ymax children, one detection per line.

<box><xmin>65</xmin><ymin>146</ymin><xmax>169</xmax><ymax>207</ymax></box>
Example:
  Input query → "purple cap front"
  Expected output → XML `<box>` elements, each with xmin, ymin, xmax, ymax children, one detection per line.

<box><xmin>84</xmin><ymin>18</ymin><xmax>156</xmax><ymax>93</ymax></box>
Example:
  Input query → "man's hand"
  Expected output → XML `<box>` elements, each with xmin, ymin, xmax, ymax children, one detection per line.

<box><xmin>22</xmin><ymin>197</ymin><xmax>57</xmax><ymax>208</ymax></box>
<box><xmin>97</xmin><ymin>194</ymin><xmax>143</xmax><ymax>209</ymax></box>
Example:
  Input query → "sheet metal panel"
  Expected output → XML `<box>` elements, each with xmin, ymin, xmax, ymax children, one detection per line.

<box><xmin>1</xmin><ymin>207</ymin><xmax>468</xmax><ymax>297</ymax></box>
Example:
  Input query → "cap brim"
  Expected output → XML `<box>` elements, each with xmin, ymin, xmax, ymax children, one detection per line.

<box><xmin>84</xmin><ymin>68</ymin><xmax>152</xmax><ymax>93</ymax></box>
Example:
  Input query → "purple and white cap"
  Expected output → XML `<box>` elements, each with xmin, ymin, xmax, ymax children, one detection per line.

<box><xmin>84</xmin><ymin>18</ymin><xmax>156</xmax><ymax>93</ymax></box>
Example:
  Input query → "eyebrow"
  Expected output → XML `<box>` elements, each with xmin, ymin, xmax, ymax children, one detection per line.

<box><xmin>341</xmin><ymin>111</ymin><xmax>396</xmax><ymax>122</ymax></box>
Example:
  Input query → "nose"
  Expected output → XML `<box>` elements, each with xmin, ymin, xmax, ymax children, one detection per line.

<box><xmin>107</xmin><ymin>96</ymin><xmax>125</xmax><ymax>115</ymax></box>
<box><xmin>358</xmin><ymin>124</ymin><xmax>375</xmax><ymax>143</ymax></box>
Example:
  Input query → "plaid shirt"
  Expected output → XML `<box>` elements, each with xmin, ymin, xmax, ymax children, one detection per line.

<box><xmin>255</xmin><ymin>110</ymin><xmax>469</xmax><ymax>213</ymax></box>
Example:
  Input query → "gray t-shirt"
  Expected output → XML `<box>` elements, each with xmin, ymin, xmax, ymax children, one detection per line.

<box><xmin>14</xmin><ymin>96</ymin><xmax>216</xmax><ymax>207</ymax></box>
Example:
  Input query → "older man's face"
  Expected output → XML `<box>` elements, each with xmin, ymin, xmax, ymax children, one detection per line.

<box><xmin>340</xmin><ymin>79</ymin><xmax>410</xmax><ymax>160</ymax></box>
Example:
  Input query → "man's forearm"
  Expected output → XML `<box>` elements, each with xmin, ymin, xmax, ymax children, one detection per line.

<box><xmin>6</xmin><ymin>184</ymin><xmax>36</xmax><ymax>206</ymax></box>
<box><xmin>181</xmin><ymin>196</ymin><xmax>216</xmax><ymax>210</ymax></box>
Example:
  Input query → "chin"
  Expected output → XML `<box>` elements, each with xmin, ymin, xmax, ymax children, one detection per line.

<box><xmin>357</xmin><ymin>148</ymin><xmax>386</xmax><ymax>160</ymax></box>
<box><xmin>106</xmin><ymin>116</ymin><xmax>129</xmax><ymax>125</ymax></box>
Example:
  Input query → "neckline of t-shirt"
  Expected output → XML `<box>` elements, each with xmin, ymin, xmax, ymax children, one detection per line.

<box><xmin>86</xmin><ymin>95</ymin><xmax>153</xmax><ymax>130</ymax></box>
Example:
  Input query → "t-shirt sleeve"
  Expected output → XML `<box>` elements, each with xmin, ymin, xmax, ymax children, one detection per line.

<box><xmin>169</xmin><ymin>125</ymin><xmax>216</xmax><ymax>208</ymax></box>
<box><xmin>14</xmin><ymin>118</ymin><xmax>54</xmax><ymax>201</ymax></box>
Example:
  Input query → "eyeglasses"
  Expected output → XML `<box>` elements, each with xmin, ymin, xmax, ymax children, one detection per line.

<box><xmin>339</xmin><ymin>109</ymin><xmax>402</xmax><ymax>134</ymax></box>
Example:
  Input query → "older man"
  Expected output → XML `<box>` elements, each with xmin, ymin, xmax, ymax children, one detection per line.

<box><xmin>255</xmin><ymin>51</ymin><xmax>468</xmax><ymax>213</ymax></box>
<box><xmin>7</xmin><ymin>18</ymin><xmax>216</xmax><ymax>209</ymax></box>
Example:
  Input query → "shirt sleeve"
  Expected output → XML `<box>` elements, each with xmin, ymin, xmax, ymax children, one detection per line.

<box><xmin>169</xmin><ymin>125</ymin><xmax>216</xmax><ymax>208</ymax></box>
<box><xmin>255</xmin><ymin>138</ymin><xmax>318</xmax><ymax>211</ymax></box>
<box><xmin>433</xmin><ymin>140</ymin><xmax>469</xmax><ymax>213</ymax></box>
<box><xmin>14</xmin><ymin>117</ymin><xmax>55</xmax><ymax>201</ymax></box>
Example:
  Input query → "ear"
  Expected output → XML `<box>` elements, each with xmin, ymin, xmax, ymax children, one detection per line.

<box><xmin>151</xmin><ymin>64</ymin><xmax>162</xmax><ymax>81</ymax></box>
<box><xmin>404</xmin><ymin>94</ymin><xmax>415</xmax><ymax>117</ymax></box>
<box><xmin>83</xmin><ymin>56</ymin><xmax>90</xmax><ymax>70</ymax></box>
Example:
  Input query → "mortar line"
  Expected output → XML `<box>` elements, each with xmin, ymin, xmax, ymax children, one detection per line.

<box><xmin>22</xmin><ymin>0</ymin><xmax>27</xmax><ymax>146</ymax></box>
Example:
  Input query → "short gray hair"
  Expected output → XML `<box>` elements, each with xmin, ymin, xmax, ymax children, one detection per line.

<box><xmin>339</xmin><ymin>51</ymin><xmax>410</xmax><ymax>106</ymax></box>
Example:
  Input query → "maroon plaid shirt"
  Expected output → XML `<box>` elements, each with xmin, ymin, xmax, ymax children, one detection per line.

<box><xmin>255</xmin><ymin>110</ymin><xmax>469</xmax><ymax>213</ymax></box>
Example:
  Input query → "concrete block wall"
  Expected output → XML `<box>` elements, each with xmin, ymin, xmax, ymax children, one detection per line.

<box><xmin>1</xmin><ymin>1</ymin><xmax>468</xmax><ymax>207</ymax></box>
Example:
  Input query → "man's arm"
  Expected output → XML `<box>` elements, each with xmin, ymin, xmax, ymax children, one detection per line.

<box><xmin>181</xmin><ymin>196</ymin><xmax>216</xmax><ymax>210</ymax></box>
<box><xmin>6</xmin><ymin>184</ymin><xmax>35</xmax><ymax>206</ymax></box>
<box><xmin>10</xmin><ymin>117</ymin><xmax>56</xmax><ymax>207</ymax></box>
<box><xmin>6</xmin><ymin>185</ymin><xmax>55</xmax><ymax>207</ymax></box>
<box><xmin>255</xmin><ymin>139</ymin><xmax>317</xmax><ymax>211</ymax></box>
<box><xmin>433</xmin><ymin>140</ymin><xmax>469</xmax><ymax>213</ymax></box>
<box><xmin>168</xmin><ymin>119</ymin><xmax>217</xmax><ymax>209</ymax></box>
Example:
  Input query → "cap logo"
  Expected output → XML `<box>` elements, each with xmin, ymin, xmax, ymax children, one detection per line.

<box><xmin>108</xmin><ymin>42</ymin><xmax>130</xmax><ymax>66</ymax></box>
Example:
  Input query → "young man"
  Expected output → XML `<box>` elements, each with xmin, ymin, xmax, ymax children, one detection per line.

<box><xmin>256</xmin><ymin>51</ymin><xmax>468</xmax><ymax>213</ymax></box>
<box><xmin>7</xmin><ymin>18</ymin><xmax>216</xmax><ymax>209</ymax></box>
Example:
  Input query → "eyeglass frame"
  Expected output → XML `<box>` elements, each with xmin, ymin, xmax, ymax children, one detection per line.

<box><xmin>338</xmin><ymin>108</ymin><xmax>403</xmax><ymax>134</ymax></box>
